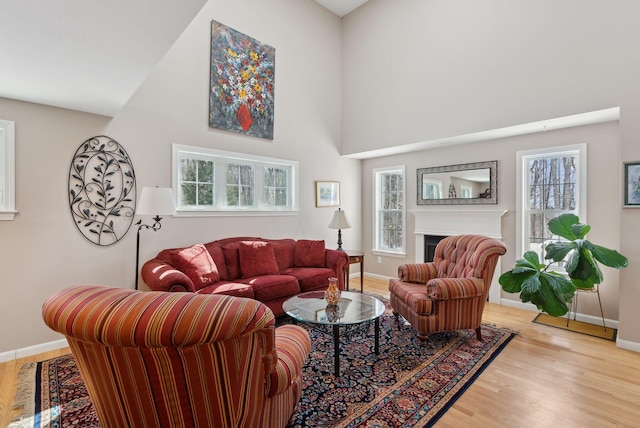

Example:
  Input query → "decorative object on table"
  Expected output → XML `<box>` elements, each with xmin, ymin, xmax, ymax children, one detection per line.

<box><xmin>316</xmin><ymin>181</ymin><xmax>340</xmax><ymax>207</ymax></box>
<box><xmin>448</xmin><ymin>182</ymin><xmax>456</xmax><ymax>198</ymax></box>
<box><xmin>499</xmin><ymin>213</ymin><xmax>628</xmax><ymax>317</ymax></box>
<box><xmin>14</xmin><ymin>309</ymin><xmax>515</xmax><ymax>428</ymax></box>
<box><xmin>135</xmin><ymin>187</ymin><xmax>176</xmax><ymax>290</ymax></box>
<box><xmin>68</xmin><ymin>135</ymin><xmax>136</xmax><ymax>246</ymax></box>
<box><xmin>324</xmin><ymin>276</ymin><xmax>341</xmax><ymax>305</ymax></box>
<box><xmin>209</xmin><ymin>20</ymin><xmax>275</xmax><ymax>140</ymax></box>
<box><xmin>328</xmin><ymin>207</ymin><xmax>351</xmax><ymax>250</ymax></box>
<box><xmin>325</xmin><ymin>303</ymin><xmax>340</xmax><ymax>322</ymax></box>
<box><xmin>623</xmin><ymin>161</ymin><xmax>640</xmax><ymax>207</ymax></box>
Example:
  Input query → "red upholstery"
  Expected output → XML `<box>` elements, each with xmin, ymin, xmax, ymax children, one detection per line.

<box><xmin>389</xmin><ymin>235</ymin><xmax>506</xmax><ymax>341</ymax></box>
<box><xmin>142</xmin><ymin>237</ymin><xmax>349</xmax><ymax>316</ymax></box>
<box><xmin>42</xmin><ymin>285</ymin><xmax>311</xmax><ymax>428</ymax></box>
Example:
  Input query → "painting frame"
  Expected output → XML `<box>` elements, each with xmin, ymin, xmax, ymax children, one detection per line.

<box><xmin>624</xmin><ymin>161</ymin><xmax>640</xmax><ymax>207</ymax></box>
<box><xmin>209</xmin><ymin>20</ymin><xmax>275</xmax><ymax>140</ymax></box>
<box><xmin>315</xmin><ymin>181</ymin><xmax>340</xmax><ymax>207</ymax></box>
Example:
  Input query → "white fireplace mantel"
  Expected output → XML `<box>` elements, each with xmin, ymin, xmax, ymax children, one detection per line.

<box><xmin>410</xmin><ymin>209</ymin><xmax>508</xmax><ymax>303</ymax></box>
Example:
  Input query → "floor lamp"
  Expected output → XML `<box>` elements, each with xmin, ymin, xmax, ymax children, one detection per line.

<box><xmin>328</xmin><ymin>208</ymin><xmax>351</xmax><ymax>251</ymax></box>
<box><xmin>135</xmin><ymin>187</ymin><xmax>176</xmax><ymax>290</ymax></box>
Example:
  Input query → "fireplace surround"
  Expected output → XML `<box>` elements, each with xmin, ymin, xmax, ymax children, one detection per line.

<box><xmin>410</xmin><ymin>209</ymin><xmax>507</xmax><ymax>303</ymax></box>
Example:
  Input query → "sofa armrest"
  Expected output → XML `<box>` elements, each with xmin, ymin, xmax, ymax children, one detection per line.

<box><xmin>265</xmin><ymin>324</ymin><xmax>311</xmax><ymax>397</ymax></box>
<box><xmin>398</xmin><ymin>263</ymin><xmax>439</xmax><ymax>284</ymax></box>
<box><xmin>141</xmin><ymin>259</ymin><xmax>196</xmax><ymax>292</ymax></box>
<box><xmin>325</xmin><ymin>249</ymin><xmax>349</xmax><ymax>290</ymax></box>
<box><xmin>427</xmin><ymin>277</ymin><xmax>484</xmax><ymax>300</ymax></box>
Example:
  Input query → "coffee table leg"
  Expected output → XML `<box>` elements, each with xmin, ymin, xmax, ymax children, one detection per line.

<box><xmin>333</xmin><ymin>324</ymin><xmax>340</xmax><ymax>377</ymax></box>
<box><xmin>375</xmin><ymin>317</ymin><xmax>380</xmax><ymax>354</ymax></box>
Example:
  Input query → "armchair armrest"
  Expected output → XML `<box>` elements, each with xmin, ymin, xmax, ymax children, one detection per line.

<box><xmin>265</xmin><ymin>324</ymin><xmax>312</xmax><ymax>397</ymax></box>
<box><xmin>141</xmin><ymin>259</ymin><xmax>195</xmax><ymax>292</ymax></box>
<box><xmin>398</xmin><ymin>263</ymin><xmax>439</xmax><ymax>284</ymax></box>
<box><xmin>325</xmin><ymin>249</ymin><xmax>349</xmax><ymax>290</ymax></box>
<box><xmin>427</xmin><ymin>277</ymin><xmax>484</xmax><ymax>300</ymax></box>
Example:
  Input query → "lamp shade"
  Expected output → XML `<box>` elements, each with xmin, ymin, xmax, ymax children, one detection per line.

<box><xmin>136</xmin><ymin>187</ymin><xmax>176</xmax><ymax>216</ymax></box>
<box><xmin>328</xmin><ymin>208</ymin><xmax>351</xmax><ymax>229</ymax></box>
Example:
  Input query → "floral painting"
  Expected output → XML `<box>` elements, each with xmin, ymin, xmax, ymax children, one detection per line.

<box><xmin>210</xmin><ymin>20</ymin><xmax>275</xmax><ymax>140</ymax></box>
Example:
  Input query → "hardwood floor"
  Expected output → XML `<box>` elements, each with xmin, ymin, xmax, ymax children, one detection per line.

<box><xmin>1</xmin><ymin>276</ymin><xmax>639</xmax><ymax>427</ymax></box>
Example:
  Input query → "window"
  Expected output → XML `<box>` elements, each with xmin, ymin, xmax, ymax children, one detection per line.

<box><xmin>0</xmin><ymin>119</ymin><xmax>16</xmax><ymax>220</ymax></box>
<box><xmin>460</xmin><ymin>185</ymin><xmax>473</xmax><ymax>199</ymax></box>
<box><xmin>373</xmin><ymin>166</ymin><xmax>405</xmax><ymax>255</ymax></box>
<box><xmin>516</xmin><ymin>144</ymin><xmax>587</xmax><ymax>267</ymax></box>
<box><xmin>421</xmin><ymin>178</ymin><xmax>442</xmax><ymax>200</ymax></box>
<box><xmin>173</xmin><ymin>144</ymin><xmax>298</xmax><ymax>215</ymax></box>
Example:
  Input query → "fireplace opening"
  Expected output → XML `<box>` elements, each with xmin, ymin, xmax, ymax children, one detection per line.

<box><xmin>424</xmin><ymin>235</ymin><xmax>447</xmax><ymax>262</ymax></box>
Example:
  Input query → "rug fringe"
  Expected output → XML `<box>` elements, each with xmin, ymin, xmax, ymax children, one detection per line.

<box><xmin>9</xmin><ymin>361</ymin><xmax>37</xmax><ymax>427</ymax></box>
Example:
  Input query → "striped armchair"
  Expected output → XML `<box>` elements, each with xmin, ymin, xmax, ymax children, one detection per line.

<box><xmin>42</xmin><ymin>285</ymin><xmax>311</xmax><ymax>428</ymax></box>
<box><xmin>389</xmin><ymin>235</ymin><xmax>506</xmax><ymax>341</ymax></box>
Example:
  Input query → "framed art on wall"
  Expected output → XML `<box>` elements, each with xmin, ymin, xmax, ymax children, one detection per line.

<box><xmin>209</xmin><ymin>20</ymin><xmax>275</xmax><ymax>140</ymax></box>
<box><xmin>624</xmin><ymin>161</ymin><xmax>640</xmax><ymax>207</ymax></box>
<box><xmin>315</xmin><ymin>181</ymin><xmax>340</xmax><ymax>207</ymax></box>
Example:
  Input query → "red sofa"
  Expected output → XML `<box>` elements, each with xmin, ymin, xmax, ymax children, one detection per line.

<box><xmin>142</xmin><ymin>237</ymin><xmax>349</xmax><ymax>317</ymax></box>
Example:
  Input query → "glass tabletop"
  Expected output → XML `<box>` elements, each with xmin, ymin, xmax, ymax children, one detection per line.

<box><xmin>283</xmin><ymin>291</ymin><xmax>385</xmax><ymax>326</ymax></box>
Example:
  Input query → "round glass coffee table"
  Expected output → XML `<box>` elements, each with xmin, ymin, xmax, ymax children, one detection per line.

<box><xmin>283</xmin><ymin>291</ymin><xmax>385</xmax><ymax>377</ymax></box>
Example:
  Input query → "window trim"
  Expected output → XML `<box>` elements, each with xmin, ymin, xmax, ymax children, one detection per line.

<box><xmin>0</xmin><ymin>119</ymin><xmax>16</xmax><ymax>220</ymax></box>
<box><xmin>372</xmin><ymin>165</ymin><xmax>406</xmax><ymax>256</ymax></box>
<box><xmin>516</xmin><ymin>143</ymin><xmax>587</xmax><ymax>260</ymax></box>
<box><xmin>172</xmin><ymin>144</ymin><xmax>298</xmax><ymax>217</ymax></box>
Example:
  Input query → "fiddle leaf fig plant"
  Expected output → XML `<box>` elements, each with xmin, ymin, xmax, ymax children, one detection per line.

<box><xmin>499</xmin><ymin>213</ymin><xmax>628</xmax><ymax>317</ymax></box>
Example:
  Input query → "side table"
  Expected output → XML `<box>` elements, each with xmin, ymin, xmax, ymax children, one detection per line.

<box><xmin>344</xmin><ymin>250</ymin><xmax>364</xmax><ymax>292</ymax></box>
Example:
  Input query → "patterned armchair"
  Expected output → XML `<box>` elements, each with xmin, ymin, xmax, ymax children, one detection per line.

<box><xmin>42</xmin><ymin>285</ymin><xmax>311</xmax><ymax>428</ymax></box>
<box><xmin>389</xmin><ymin>235</ymin><xmax>506</xmax><ymax>341</ymax></box>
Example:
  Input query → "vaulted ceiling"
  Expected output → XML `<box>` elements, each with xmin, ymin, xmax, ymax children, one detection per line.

<box><xmin>0</xmin><ymin>0</ymin><xmax>207</xmax><ymax>117</ymax></box>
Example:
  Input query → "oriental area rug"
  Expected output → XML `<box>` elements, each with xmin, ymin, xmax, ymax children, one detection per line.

<box><xmin>11</xmin><ymin>308</ymin><xmax>514</xmax><ymax>428</ymax></box>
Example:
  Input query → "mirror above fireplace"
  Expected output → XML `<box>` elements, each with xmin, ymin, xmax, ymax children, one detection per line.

<box><xmin>416</xmin><ymin>160</ymin><xmax>498</xmax><ymax>205</ymax></box>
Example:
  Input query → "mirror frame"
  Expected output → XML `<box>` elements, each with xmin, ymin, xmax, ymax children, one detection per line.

<box><xmin>416</xmin><ymin>160</ymin><xmax>498</xmax><ymax>205</ymax></box>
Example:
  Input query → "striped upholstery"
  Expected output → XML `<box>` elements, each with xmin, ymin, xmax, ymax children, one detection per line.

<box><xmin>389</xmin><ymin>235</ymin><xmax>506</xmax><ymax>341</ymax></box>
<box><xmin>42</xmin><ymin>285</ymin><xmax>311</xmax><ymax>428</ymax></box>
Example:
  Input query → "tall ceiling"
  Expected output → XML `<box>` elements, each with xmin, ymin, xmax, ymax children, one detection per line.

<box><xmin>314</xmin><ymin>0</ymin><xmax>369</xmax><ymax>17</ymax></box>
<box><xmin>0</xmin><ymin>0</ymin><xmax>207</xmax><ymax>117</ymax></box>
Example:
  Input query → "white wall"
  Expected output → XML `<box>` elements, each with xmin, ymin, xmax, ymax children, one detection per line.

<box><xmin>362</xmin><ymin>121</ymin><xmax>621</xmax><ymax>319</ymax></box>
<box><xmin>0</xmin><ymin>0</ymin><xmax>361</xmax><ymax>353</ymax></box>
<box><xmin>344</xmin><ymin>0</ymin><xmax>640</xmax><ymax>347</ymax></box>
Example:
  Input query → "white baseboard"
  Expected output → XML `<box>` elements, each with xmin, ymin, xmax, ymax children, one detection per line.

<box><xmin>616</xmin><ymin>337</ymin><xmax>640</xmax><ymax>353</ymax></box>
<box><xmin>0</xmin><ymin>338</ymin><xmax>68</xmax><ymax>363</ymax></box>
<box><xmin>362</xmin><ymin>272</ymin><xmax>392</xmax><ymax>282</ymax></box>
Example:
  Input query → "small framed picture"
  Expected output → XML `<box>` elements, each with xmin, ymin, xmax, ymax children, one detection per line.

<box><xmin>315</xmin><ymin>181</ymin><xmax>340</xmax><ymax>207</ymax></box>
<box><xmin>624</xmin><ymin>161</ymin><xmax>640</xmax><ymax>207</ymax></box>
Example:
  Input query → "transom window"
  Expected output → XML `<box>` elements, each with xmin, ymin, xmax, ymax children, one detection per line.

<box><xmin>517</xmin><ymin>144</ymin><xmax>586</xmax><ymax>267</ymax></box>
<box><xmin>373</xmin><ymin>166</ymin><xmax>405</xmax><ymax>255</ymax></box>
<box><xmin>172</xmin><ymin>144</ymin><xmax>298</xmax><ymax>215</ymax></box>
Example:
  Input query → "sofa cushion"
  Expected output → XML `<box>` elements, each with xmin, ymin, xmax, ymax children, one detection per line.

<box><xmin>239</xmin><ymin>241</ymin><xmax>280</xmax><ymax>278</ymax></box>
<box><xmin>238</xmin><ymin>275</ymin><xmax>300</xmax><ymax>301</ymax></box>
<box><xmin>295</xmin><ymin>240</ymin><xmax>325</xmax><ymax>267</ymax></box>
<box><xmin>281</xmin><ymin>267</ymin><xmax>335</xmax><ymax>292</ymax></box>
<box><xmin>269</xmin><ymin>239</ymin><xmax>296</xmax><ymax>270</ymax></box>
<box><xmin>204</xmin><ymin>242</ymin><xmax>229</xmax><ymax>280</ymax></box>
<box><xmin>195</xmin><ymin>281</ymin><xmax>254</xmax><ymax>299</ymax></box>
<box><xmin>222</xmin><ymin>242</ymin><xmax>242</xmax><ymax>279</ymax></box>
<box><xmin>169</xmin><ymin>244</ymin><xmax>220</xmax><ymax>290</ymax></box>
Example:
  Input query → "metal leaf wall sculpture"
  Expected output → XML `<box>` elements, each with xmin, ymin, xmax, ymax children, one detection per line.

<box><xmin>68</xmin><ymin>136</ymin><xmax>136</xmax><ymax>246</ymax></box>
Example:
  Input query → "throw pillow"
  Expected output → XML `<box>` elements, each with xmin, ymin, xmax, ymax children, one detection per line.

<box><xmin>169</xmin><ymin>244</ymin><xmax>220</xmax><ymax>289</ymax></box>
<box><xmin>295</xmin><ymin>239</ymin><xmax>325</xmax><ymax>267</ymax></box>
<box><xmin>239</xmin><ymin>241</ymin><xmax>280</xmax><ymax>278</ymax></box>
